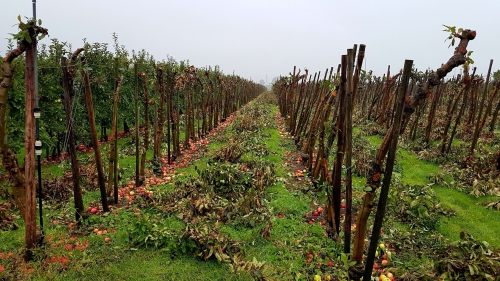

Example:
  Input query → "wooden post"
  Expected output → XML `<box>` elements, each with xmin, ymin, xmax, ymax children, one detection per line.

<box><xmin>135</xmin><ymin>63</ymin><xmax>139</xmax><ymax>186</ymax></box>
<box><xmin>24</xmin><ymin>35</ymin><xmax>37</xmax><ymax>259</ymax></box>
<box><xmin>362</xmin><ymin>60</ymin><xmax>413</xmax><ymax>281</ymax></box>
<box><xmin>82</xmin><ymin>58</ymin><xmax>109</xmax><ymax>212</ymax></box>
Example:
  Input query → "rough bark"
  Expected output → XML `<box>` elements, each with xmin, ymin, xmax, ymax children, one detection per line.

<box><xmin>0</xmin><ymin>44</ymin><xmax>27</xmax><ymax>221</ymax></box>
<box><xmin>402</xmin><ymin>30</ymin><xmax>476</xmax><ymax>131</ymax></box>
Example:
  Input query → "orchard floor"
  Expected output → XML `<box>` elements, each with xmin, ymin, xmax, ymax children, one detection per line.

<box><xmin>1</xmin><ymin>93</ymin><xmax>499</xmax><ymax>280</ymax></box>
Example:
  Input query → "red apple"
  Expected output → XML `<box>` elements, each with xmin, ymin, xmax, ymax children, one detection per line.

<box><xmin>381</xmin><ymin>254</ymin><xmax>388</xmax><ymax>260</ymax></box>
<box><xmin>341</xmin><ymin>203</ymin><xmax>346</xmax><ymax>208</ymax></box>
<box><xmin>90</xmin><ymin>208</ymin><xmax>98</xmax><ymax>214</ymax></box>
<box><xmin>317</xmin><ymin>207</ymin><xmax>323</xmax><ymax>213</ymax></box>
<box><xmin>312</xmin><ymin>211</ymin><xmax>319</xmax><ymax>216</ymax></box>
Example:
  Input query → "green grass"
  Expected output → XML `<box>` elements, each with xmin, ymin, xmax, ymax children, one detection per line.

<box><xmin>28</xmin><ymin>251</ymin><xmax>253</xmax><ymax>281</ymax></box>
<box><xmin>434</xmin><ymin>186</ymin><xmax>500</xmax><ymax>248</ymax></box>
<box><xmin>363</xmin><ymin>133</ymin><xmax>500</xmax><ymax>248</ymax></box>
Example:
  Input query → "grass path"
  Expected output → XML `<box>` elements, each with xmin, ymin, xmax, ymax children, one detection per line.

<box><xmin>366</xmin><ymin>135</ymin><xmax>500</xmax><ymax>248</ymax></box>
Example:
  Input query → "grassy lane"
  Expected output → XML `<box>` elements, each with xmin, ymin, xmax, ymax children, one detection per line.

<box><xmin>365</xmin><ymin>134</ymin><xmax>500</xmax><ymax>247</ymax></box>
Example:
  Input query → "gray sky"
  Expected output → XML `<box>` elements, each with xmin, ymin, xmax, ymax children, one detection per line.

<box><xmin>1</xmin><ymin>0</ymin><xmax>499</xmax><ymax>82</ymax></box>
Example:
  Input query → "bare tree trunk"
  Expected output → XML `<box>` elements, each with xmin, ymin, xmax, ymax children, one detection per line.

<box><xmin>61</xmin><ymin>49</ymin><xmax>84</xmax><ymax>223</ymax></box>
<box><xmin>344</xmin><ymin>44</ymin><xmax>365</xmax><ymax>253</ymax></box>
<box><xmin>82</xmin><ymin>59</ymin><xmax>109</xmax><ymax>212</ymax></box>
<box><xmin>470</xmin><ymin>59</ymin><xmax>493</xmax><ymax>155</ymax></box>
<box><xmin>330</xmin><ymin>56</ymin><xmax>347</xmax><ymax>235</ymax></box>
<box><xmin>350</xmin><ymin>29</ymin><xmax>476</xmax><ymax>280</ymax></box>
<box><xmin>134</xmin><ymin>64</ymin><xmax>140</xmax><ymax>186</ymax></box>
<box><xmin>139</xmin><ymin>72</ymin><xmax>149</xmax><ymax>184</ymax></box>
<box><xmin>423</xmin><ymin>84</ymin><xmax>442</xmax><ymax>144</ymax></box>
<box><xmin>479</xmin><ymin>81</ymin><xmax>499</xmax><ymax>133</ymax></box>
<box><xmin>155</xmin><ymin>67</ymin><xmax>164</xmax><ymax>158</ymax></box>
<box><xmin>107</xmin><ymin>76</ymin><xmax>123</xmax><ymax>198</ymax></box>
<box><xmin>489</xmin><ymin>91</ymin><xmax>500</xmax><ymax>132</ymax></box>
<box><xmin>1</xmin><ymin>43</ymin><xmax>28</xmax><ymax>220</ymax></box>
<box><xmin>361</xmin><ymin>59</ymin><xmax>413</xmax><ymax>281</ymax></box>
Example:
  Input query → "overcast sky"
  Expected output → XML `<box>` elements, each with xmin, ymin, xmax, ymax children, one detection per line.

<box><xmin>1</xmin><ymin>0</ymin><xmax>499</xmax><ymax>83</ymax></box>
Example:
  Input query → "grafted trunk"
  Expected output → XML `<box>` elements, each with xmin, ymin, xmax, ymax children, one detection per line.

<box><xmin>0</xmin><ymin>43</ymin><xmax>27</xmax><ymax>221</ymax></box>
<box><xmin>402</xmin><ymin>30</ymin><xmax>476</xmax><ymax>131</ymax></box>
